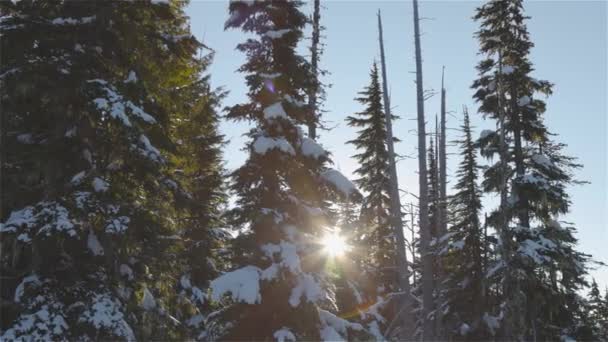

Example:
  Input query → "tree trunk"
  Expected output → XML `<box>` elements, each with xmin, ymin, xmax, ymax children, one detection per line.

<box><xmin>510</xmin><ymin>83</ymin><xmax>530</xmax><ymax>228</ymax></box>
<box><xmin>439</xmin><ymin>67</ymin><xmax>447</xmax><ymax>238</ymax></box>
<box><xmin>307</xmin><ymin>0</ymin><xmax>321</xmax><ymax>140</ymax></box>
<box><xmin>377</xmin><ymin>10</ymin><xmax>414</xmax><ymax>339</ymax></box>
<box><xmin>412</xmin><ymin>0</ymin><xmax>434</xmax><ymax>340</ymax></box>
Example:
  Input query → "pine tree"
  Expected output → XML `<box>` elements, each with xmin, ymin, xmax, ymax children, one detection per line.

<box><xmin>169</xmin><ymin>49</ymin><xmax>229</xmax><ymax>339</ymax></box>
<box><xmin>472</xmin><ymin>1</ymin><xmax>593</xmax><ymax>340</ymax></box>
<box><xmin>207</xmin><ymin>1</ymin><xmax>369</xmax><ymax>340</ymax></box>
<box><xmin>438</xmin><ymin>107</ymin><xmax>487</xmax><ymax>340</ymax></box>
<box><xmin>0</xmin><ymin>1</ymin><xmax>205</xmax><ymax>340</ymax></box>
<box><xmin>345</xmin><ymin>62</ymin><xmax>399</xmax><ymax>333</ymax></box>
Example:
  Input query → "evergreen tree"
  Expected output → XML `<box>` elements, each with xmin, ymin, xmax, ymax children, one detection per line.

<box><xmin>206</xmin><ymin>1</ymin><xmax>369</xmax><ymax>340</ymax></box>
<box><xmin>472</xmin><ymin>1</ymin><xmax>593</xmax><ymax>340</ymax></box>
<box><xmin>439</xmin><ymin>107</ymin><xmax>486</xmax><ymax>340</ymax></box>
<box><xmin>586</xmin><ymin>279</ymin><xmax>608</xmax><ymax>340</ymax></box>
<box><xmin>345</xmin><ymin>62</ymin><xmax>400</xmax><ymax>334</ymax></box>
<box><xmin>170</xmin><ymin>50</ymin><xmax>229</xmax><ymax>339</ymax></box>
<box><xmin>0</xmin><ymin>0</ymin><xmax>208</xmax><ymax>340</ymax></box>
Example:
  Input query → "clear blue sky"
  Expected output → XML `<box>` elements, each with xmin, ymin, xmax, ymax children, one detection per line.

<box><xmin>186</xmin><ymin>1</ymin><xmax>607</xmax><ymax>288</ymax></box>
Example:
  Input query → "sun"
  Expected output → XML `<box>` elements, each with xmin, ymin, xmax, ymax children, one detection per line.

<box><xmin>321</xmin><ymin>231</ymin><xmax>348</xmax><ymax>257</ymax></box>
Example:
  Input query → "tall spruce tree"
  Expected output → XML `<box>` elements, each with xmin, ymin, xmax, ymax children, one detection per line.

<box><xmin>472</xmin><ymin>1</ymin><xmax>593</xmax><ymax>340</ymax></box>
<box><xmin>206</xmin><ymin>1</ymin><xmax>369</xmax><ymax>340</ymax></box>
<box><xmin>345</xmin><ymin>62</ymin><xmax>399</xmax><ymax>333</ymax></box>
<box><xmin>170</xmin><ymin>49</ymin><xmax>229</xmax><ymax>339</ymax></box>
<box><xmin>438</xmin><ymin>107</ymin><xmax>486</xmax><ymax>340</ymax></box>
<box><xmin>0</xmin><ymin>0</ymin><xmax>208</xmax><ymax>340</ymax></box>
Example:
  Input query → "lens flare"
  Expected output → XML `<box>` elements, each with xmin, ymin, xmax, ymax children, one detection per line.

<box><xmin>321</xmin><ymin>232</ymin><xmax>348</xmax><ymax>257</ymax></box>
<box><xmin>264</xmin><ymin>79</ymin><xmax>275</xmax><ymax>93</ymax></box>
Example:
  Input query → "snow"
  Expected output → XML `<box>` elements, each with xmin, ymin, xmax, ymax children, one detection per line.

<box><xmin>70</xmin><ymin>171</ymin><xmax>86</xmax><ymax>185</ymax></box>
<box><xmin>262</xmin><ymin>241</ymin><xmax>301</xmax><ymax>273</ymax></box>
<box><xmin>136</xmin><ymin>135</ymin><xmax>164</xmax><ymax>163</ymax></box>
<box><xmin>51</xmin><ymin>16</ymin><xmax>95</xmax><ymax>25</ymax></box>
<box><xmin>210</xmin><ymin>266</ymin><xmax>262</xmax><ymax>304</ymax></box>
<box><xmin>180</xmin><ymin>274</ymin><xmax>192</xmax><ymax>289</ymax></box>
<box><xmin>124</xmin><ymin>71</ymin><xmax>137</xmax><ymax>83</ymax></box>
<box><xmin>17</xmin><ymin>133</ymin><xmax>34</xmax><ymax>144</ymax></box>
<box><xmin>119</xmin><ymin>264</ymin><xmax>134</xmax><ymax>280</ymax></box>
<box><xmin>261</xmin><ymin>263</ymin><xmax>279</xmax><ymax>280</ymax></box>
<box><xmin>451</xmin><ymin>239</ymin><xmax>465</xmax><ymax>250</ymax></box>
<box><xmin>186</xmin><ymin>314</ymin><xmax>204</xmax><ymax>328</ymax></box>
<box><xmin>1</xmin><ymin>202</ymin><xmax>77</xmax><ymax>240</ymax></box>
<box><xmin>347</xmin><ymin>280</ymin><xmax>363</xmax><ymax>304</ymax></box>
<box><xmin>265</xmin><ymin>29</ymin><xmax>291</xmax><ymax>39</ymax></box>
<box><xmin>80</xmin><ymin>294</ymin><xmax>135</xmax><ymax>341</ymax></box>
<box><xmin>151</xmin><ymin>0</ymin><xmax>170</xmax><ymax>4</ymax></box>
<box><xmin>518</xmin><ymin>239</ymin><xmax>549</xmax><ymax>264</ymax></box>
<box><xmin>318</xmin><ymin>309</ymin><xmax>363</xmax><ymax>342</ymax></box>
<box><xmin>532</xmin><ymin>154</ymin><xmax>554</xmax><ymax>170</ymax></box>
<box><xmin>517</xmin><ymin>95</ymin><xmax>531</xmax><ymax>106</ymax></box>
<box><xmin>1</xmin><ymin>303</ymin><xmax>69</xmax><ymax>341</ymax></box>
<box><xmin>520</xmin><ymin>173</ymin><xmax>549</xmax><ymax>188</ymax></box>
<box><xmin>289</xmin><ymin>273</ymin><xmax>322</xmax><ymax>307</ymax></box>
<box><xmin>92</xmin><ymin>177</ymin><xmax>109</xmax><ymax>192</ymax></box>
<box><xmin>485</xmin><ymin>260</ymin><xmax>504</xmax><ymax>278</ymax></box>
<box><xmin>14</xmin><ymin>274</ymin><xmax>40</xmax><ymax>303</ymax></box>
<box><xmin>93</xmin><ymin>97</ymin><xmax>131</xmax><ymax>127</ymax></box>
<box><xmin>284</xmin><ymin>94</ymin><xmax>307</xmax><ymax>107</ymax></box>
<box><xmin>105</xmin><ymin>216</ymin><xmax>130</xmax><ymax>234</ymax></box>
<box><xmin>263</xmin><ymin>102</ymin><xmax>288</xmax><ymax>120</ymax></box>
<box><xmin>274</xmin><ymin>327</ymin><xmax>296</xmax><ymax>342</ymax></box>
<box><xmin>260</xmin><ymin>72</ymin><xmax>281</xmax><ymax>79</ymax></box>
<box><xmin>87</xmin><ymin>230</ymin><xmax>104</xmax><ymax>256</ymax></box>
<box><xmin>480</xmin><ymin>129</ymin><xmax>494</xmax><ymax>140</ymax></box>
<box><xmin>252</xmin><ymin>136</ymin><xmax>295</xmax><ymax>156</ymax></box>
<box><xmin>483</xmin><ymin>312</ymin><xmax>500</xmax><ymax>335</ymax></box>
<box><xmin>90</xmin><ymin>81</ymin><xmax>156</xmax><ymax>126</ymax></box>
<box><xmin>300</xmin><ymin>137</ymin><xmax>327</xmax><ymax>159</ymax></box>
<box><xmin>488</xmin><ymin>80</ymin><xmax>496</xmax><ymax>91</ymax></box>
<box><xmin>141</xmin><ymin>288</ymin><xmax>156</xmax><ymax>310</ymax></box>
<box><xmin>321</xmin><ymin>169</ymin><xmax>357</xmax><ymax>197</ymax></box>
<box><xmin>1</xmin><ymin>206</ymin><xmax>36</xmax><ymax>233</ymax></box>
<box><xmin>459</xmin><ymin>323</ymin><xmax>471</xmax><ymax>336</ymax></box>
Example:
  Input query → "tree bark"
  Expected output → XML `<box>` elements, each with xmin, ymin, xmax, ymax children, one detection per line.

<box><xmin>412</xmin><ymin>0</ymin><xmax>434</xmax><ymax>340</ymax></box>
<box><xmin>307</xmin><ymin>0</ymin><xmax>321</xmax><ymax>140</ymax></box>
<box><xmin>377</xmin><ymin>10</ymin><xmax>414</xmax><ymax>339</ymax></box>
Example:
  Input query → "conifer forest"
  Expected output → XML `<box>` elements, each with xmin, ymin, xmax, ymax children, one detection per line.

<box><xmin>2</xmin><ymin>0</ymin><xmax>608</xmax><ymax>341</ymax></box>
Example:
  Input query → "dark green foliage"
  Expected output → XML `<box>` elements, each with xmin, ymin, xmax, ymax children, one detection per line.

<box><xmin>345</xmin><ymin>62</ymin><xmax>400</xmax><ymax>332</ymax></box>
<box><xmin>439</xmin><ymin>108</ymin><xmax>487</xmax><ymax>340</ymax></box>
<box><xmin>0</xmin><ymin>1</ymin><xmax>225</xmax><ymax>340</ymax></box>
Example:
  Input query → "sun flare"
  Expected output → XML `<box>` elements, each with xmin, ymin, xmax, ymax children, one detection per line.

<box><xmin>321</xmin><ymin>231</ymin><xmax>348</xmax><ymax>257</ymax></box>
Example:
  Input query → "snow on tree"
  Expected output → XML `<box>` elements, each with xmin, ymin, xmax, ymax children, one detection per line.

<box><xmin>436</xmin><ymin>107</ymin><xmax>488</xmax><ymax>340</ymax></box>
<box><xmin>207</xmin><ymin>1</ymin><xmax>371</xmax><ymax>340</ymax></box>
<box><xmin>472</xmin><ymin>1</ymin><xmax>594</xmax><ymax>340</ymax></box>
<box><xmin>0</xmin><ymin>1</ymin><xmax>213</xmax><ymax>340</ymax></box>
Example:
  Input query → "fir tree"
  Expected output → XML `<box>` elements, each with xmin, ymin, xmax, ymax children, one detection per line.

<box><xmin>0</xmin><ymin>1</ymin><xmax>206</xmax><ymax>340</ymax></box>
<box><xmin>170</xmin><ymin>49</ymin><xmax>229</xmax><ymax>339</ymax></box>
<box><xmin>345</xmin><ymin>62</ymin><xmax>400</xmax><ymax>334</ymax></box>
<box><xmin>206</xmin><ymin>1</ymin><xmax>369</xmax><ymax>340</ymax></box>
<box><xmin>472</xmin><ymin>1</ymin><xmax>593</xmax><ymax>340</ymax></box>
<box><xmin>439</xmin><ymin>107</ymin><xmax>486</xmax><ymax>340</ymax></box>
